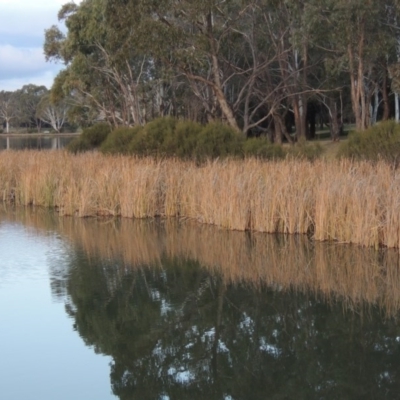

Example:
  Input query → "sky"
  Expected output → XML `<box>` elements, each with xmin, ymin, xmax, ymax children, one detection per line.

<box><xmin>0</xmin><ymin>0</ymin><xmax>81</xmax><ymax>92</ymax></box>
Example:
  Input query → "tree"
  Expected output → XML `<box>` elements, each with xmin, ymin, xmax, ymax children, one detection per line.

<box><xmin>44</xmin><ymin>0</ymin><xmax>154</xmax><ymax>128</ymax></box>
<box><xmin>36</xmin><ymin>94</ymin><xmax>69</xmax><ymax>133</ymax></box>
<box><xmin>321</xmin><ymin>0</ymin><xmax>398</xmax><ymax>130</ymax></box>
<box><xmin>15</xmin><ymin>84</ymin><xmax>48</xmax><ymax>132</ymax></box>
<box><xmin>43</xmin><ymin>0</ymin><xmax>400</xmax><ymax>137</ymax></box>
<box><xmin>0</xmin><ymin>91</ymin><xmax>19</xmax><ymax>133</ymax></box>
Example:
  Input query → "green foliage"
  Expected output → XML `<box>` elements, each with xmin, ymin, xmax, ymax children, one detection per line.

<box><xmin>82</xmin><ymin>123</ymin><xmax>111</xmax><ymax>146</ymax></box>
<box><xmin>67</xmin><ymin>136</ymin><xmax>92</xmax><ymax>153</ymax></box>
<box><xmin>67</xmin><ymin>123</ymin><xmax>111</xmax><ymax>153</ymax></box>
<box><xmin>287</xmin><ymin>138</ymin><xmax>324</xmax><ymax>161</ymax></box>
<box><xmin>128</xmin><ymin>118</ymin><xmax>205</xmax><ymax>160</ymax></box>
<box><xmin>243</xmin><ymin>138</ymin><xmax>286</xmax><ymax>160</ymax></box>
<box><xmin>194</xmin><ymin>122</ymin><xmax>244</xmax><ymax>161</ymax></box>
<box><xmin>162</xmin><ymin>119</ymin><xmax>202</xmax><ymax>159</ymax></box>
<box><xmin>101</xmin><ymin>126</ymin><xmax>142</xmax><ymax>155</ymax></box>
<box><xmin>141</xmin><ymin>116</ymin><xmax>178</xmax><ymax>156</ymax></box>
<box><xmin>337</xmin><ymin>120</ymin><xmax>400</xmax><ymax>165</ymax></box>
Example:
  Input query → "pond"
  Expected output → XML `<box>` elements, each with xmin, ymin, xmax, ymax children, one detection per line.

<box><xmin>0</xmin><ymin>135</ymin><xmax>76</xmax><ymax>150</ymax></box>
<box><xmin>1</xmin><ymin>207</ymin><xmax>400</xmax><ymax>399</ymax></box>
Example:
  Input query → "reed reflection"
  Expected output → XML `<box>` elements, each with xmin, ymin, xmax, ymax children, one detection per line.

<box><xmin>4</xmin><ymin>207</ymin><xmax>400</xmax><ymax>314</ymax></box>
<box><xmin>4</xmin><ymin>208</ymin><xmax>400</xmax><ymax>398</ymax></box>
<box><xmin>51</xmin><ymin>216</ymin><xmax>400</xmax><ymax>315</ymax></box>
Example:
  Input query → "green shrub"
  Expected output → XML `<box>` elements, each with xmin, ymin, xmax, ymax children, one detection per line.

<box><xmin>82</xmin><ymin>123</ymin><xmax>111</xmax><ymax>147</ymax></box>
<box><xmin>337</xmin><ymin>120</ymin><xmax>400</xmax><ymax>165</ymax></box>
<box><xmin>66</xmin><ymin>137</ymin><xmax>92</xmax><ymax>154</ymax></box>
<box><xmin>194</xmin><ymin>122</ymin><xmax>244</xmax><ymax>161</ymax></box>
<box><xmin>162</xmin><ymin>119</ymin><xmax>202</xmax><ymax>158</ymax></box>
<box><xmin>128</xmin><ymin>128</ymin><xmax>148</xmax><ymax>156</ymax></box>
<box><xmin>143</xmin><ymin>116</ymin><xmax>178</xmax><ymax>156</ymax></box>
<box><xmin>287</xmin><ymin>138</ymin><xmax>324</xmax><ymax>161</ymax></box>
<box><xmin>129</xmin><ymin>118</ymin><xmax>203</xmax><ymax>159</ymax></box>
<box><xmin>66</xmin><ymin>123</ymin><xmax>111</xmax><ymax>154</ymax></box>
<box><xmin>243</xmin><ymin>138</ymin><xmax>286</xmax><ymax>160</ymax></box>
<box><xmin>101</xmin><ymin>126</ymin><xmax>142</xmax><ymax>155</ymax></box>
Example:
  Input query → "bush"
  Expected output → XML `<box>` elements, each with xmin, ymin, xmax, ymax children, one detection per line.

<box><xmin>67</xmin><ymin>123</ymin><xmax>111</xmax><ymax>154</ymax></box>
<box><xmin>162</xmin><ymin>119</ymin><xmax>202</xmax><ymax>158</ymax></box>
<box><xmin>142</xmin><ymin>117</ymin><xmax>178</xmax><ymax>156</ymax></box>
<box><xmin>243</xmin><ymin>138</ymin><xmax>286</xmax><ymax>160</ymax></box>
<box><xmin>67</xmin><ymin>137</ymin><xmax>92</xmax><ymax>153</ymax></box>
<box><xmin>287</xmin><ymin>138</ymin><xmax>324</xmax><ymax>161</ymax></box>
<box><xmin>101</xmin><ymin>126</ymin><xmax>142</xmax><ymax>155</ymax></box>
<box><xmin>337</xmin><ymin>120</ymin><xmax>400</xmax><ymax>165</ymax></box>
<box><xmin>129</xmin><ymin>118</ymin><xmax>203</xmax><ymax>159</ymax></box>
<box><xmin>128</xmin><ymin>128</ymin><xmax>148</xmax><ymax>156</ymax></box>
<box><xmin>194</xmin><ymin>122</ymin><xmax>244</xmax><ymax>161</ymax></box>
<box><xmin>82</xmin><ymin>123</ymin><xmax>111</xmax><ymax>147</ymax></box>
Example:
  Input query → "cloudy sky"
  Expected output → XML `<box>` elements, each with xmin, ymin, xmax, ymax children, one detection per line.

<box><xmin>0</xmin><ymin>0</ymin><xmax>81</xmax><ymax>92</ymax></box>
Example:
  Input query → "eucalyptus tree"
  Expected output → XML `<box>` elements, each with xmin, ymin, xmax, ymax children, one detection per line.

<box><xmin>44</xmin><ymin>0</ymin><xmax>154</xmax><ymax>127</ymax></box>
<box><xmin>36</xmin><ymin>94</ymin><xmax>69</xmax><ymax>133</ymax></box>
<box><xmin>320</xmin><ymin>0</ymin><xmax>398</xmax><ymax>130</ymax></box>
<box><xmin>15</xmin><ymin>84</ymin><xmax>48</xmax><ymax>132</ymax></box>
<box><xmin>0</xmin><ymin>91</ymin><xmax>19</xmax><ymax>133</ymax></box>
<box><xmin>104</xmin><ymin>0</ymin><xmax>318</xmax><ymax>137</ymax></box>
<box><xmin>104</xmin><ymin>0</ymin><xmax>243</xmax><ymax>131</ymax></box>
<box><xmin>386</xmin><ymin>0</ymin><xmax>400</xmax><ymax>122</ymax></box>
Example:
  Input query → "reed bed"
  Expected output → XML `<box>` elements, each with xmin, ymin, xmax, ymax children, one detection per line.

<box><xmin>7</xmin><ymin>209</ymin><xmax>400</xmax><ymax>317</ymax></box>
<box><xmin>1</xmin><ymin>150</ymin><xmax>400</xmax><ymax>248</ymax></box>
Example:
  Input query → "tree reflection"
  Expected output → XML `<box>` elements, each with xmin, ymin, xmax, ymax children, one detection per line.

<box><xmin>63</xmin><ymin>250</ymin><xmax>400</xmax><ymax>399</ymax></box>
<box><xmin>3</xmin><ymin>208</ymin><xmax>399</xmax><ymax>398</ymax></box>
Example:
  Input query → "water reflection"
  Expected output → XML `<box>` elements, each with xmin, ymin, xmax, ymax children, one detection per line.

<box><xmin>3</xmin><ymin>208</ymin><xmax>400</xmax><ymax>398</ymax></box>
<box><xmin>12</xmin><ymin>209</ymin><xmax>399</xmax><ymax>315</ymax></box>
<box><xmin>0</xmin><ymin>135</ymin><xmax>75</xmax><ymax>150</ymax></box>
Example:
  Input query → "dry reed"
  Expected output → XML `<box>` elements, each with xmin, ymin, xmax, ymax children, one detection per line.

<box><xmin>1</xmin><ymin>150</ymin><xmax>400</xmax><ymax>248</ymax></box>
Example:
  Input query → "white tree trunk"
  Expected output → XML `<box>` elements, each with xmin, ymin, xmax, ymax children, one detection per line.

<box><xmin>396</xmin><ymin>93</ymin><xmax>399</xmax><ymax>122</ymax></box>
<box><xmin>371</xmin><ymin>87</ymin><xmax>379</xmax><ymax>125</ymax></box>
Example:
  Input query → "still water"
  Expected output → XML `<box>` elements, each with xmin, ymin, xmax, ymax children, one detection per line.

<box><xmin>0</xmin><ymin>135</ymin><xmax>75</xmax><ymax>150</ymax></box>
<box><xmin>1</xmin><ymin>208</ymin><xmax>400</xmax><ymax>399</ymax></box>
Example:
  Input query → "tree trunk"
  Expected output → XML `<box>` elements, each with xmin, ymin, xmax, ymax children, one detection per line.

<box><xmin>272</xmin><ymin>114</ymin><xmax>283</xmax><ymax>144</ymax></box>
<box><xmin>328</xmin><ymin>98</ymin><xmax>340</xmax><ymax>141</ymax></box>
<box><xmin>371</xmin><ymin>86</ymin><xmax>379</xmax><ymax>125</ymax></box>
<box><xmin>292</xmin><ymin>96</ymin><xmax>307</xmax><ymax>140</ymax></box>
<box><xmin>307</xmin><ymin>103</ymin><xmax>316</xmax><ymax>140</ymax></box>
<box><xmin>348</xmin><ymin>24</ymin><xmax>370</xmax><ymax>131</ymax></box>
<box><xmin>382</xmin><ymin>71</ymin><xmax>390</xmax><ymax>121</ymax></box>
<box><xmin>207</xmin><ymin>12</ymin><xmax>240</xmax><ymax>132</ymax></box>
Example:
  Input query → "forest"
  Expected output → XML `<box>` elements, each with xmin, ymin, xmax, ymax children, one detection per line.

<box><xmin>2</xmin><ymin>0</ymin><xmax>400</xmax><ymax>142</ymax></box>
<box><xmin>4</xmin><ymin>0</ymin><xmax>400</xmax><ymax>139</ymax></box>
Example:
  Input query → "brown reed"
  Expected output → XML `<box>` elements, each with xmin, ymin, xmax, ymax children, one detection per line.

<box><xmin>1</xmin><ymin>150</ymin><xmax>400</xmax><ymax>248</ymax></box>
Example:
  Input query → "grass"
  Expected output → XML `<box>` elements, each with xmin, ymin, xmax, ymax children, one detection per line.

<box><xmin>1</xmin><ymin>150</ymin><xmax>400</xmax><ymax>248</ymax></box>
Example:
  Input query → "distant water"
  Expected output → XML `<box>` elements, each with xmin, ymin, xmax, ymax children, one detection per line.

<box><xmin>0</xmin><ymin>135</ymin><xmax>75</xmax><ymax>150</ymax></box>
<box><xmin>1</xmin><ymin>208</ymin><xmax>400</xmax><ymax>399</ymax></box>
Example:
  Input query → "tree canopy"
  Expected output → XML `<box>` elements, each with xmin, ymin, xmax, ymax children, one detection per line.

<box><xmin>0</xmin><ymin>0</ymin><xmax>385</xmax><ymax>138</ymax></box>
